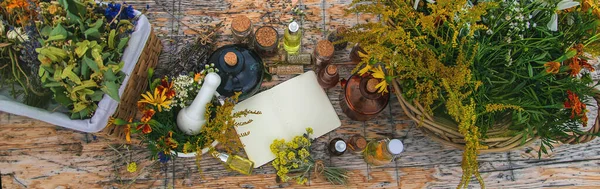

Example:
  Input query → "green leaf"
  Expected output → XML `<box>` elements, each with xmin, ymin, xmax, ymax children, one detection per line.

<box><xmin>53</xmin><ymin>88</ymin><xmax>72</xmax><ymax>106</ymax></box>
<box><xmin>73</xmin><ymin>102</ymin><xmax>87</xmax><ymax>113</ymax></box>
<box><xmin>50</xmin><ymin>24</ymin><xmax>68</xmax><ymax>38</ymax></box>
<box><xmin>43</xmin><ymin>82</ymin><xmax>62</xmax><ymax>87</ymax></box>
<box><xmin>84</xmin><ymin>28</ymin><xmax>100</xmax><ymax>39</ymax></box>
<box><xmin>90</xmin><ymin>91</ymin><xmax>103</xmax><ymax>101</ymax></box>
<box><xmin>75</xmin><ymin>40</ymin><xmax>90</xmax><ymax>58</ymax></box>
<box><xmin>90</xmin><ymin>19</ymin><xmax>103</xmax><ymax>30</ymax></box>
<box><xmin>104</xmin><ymin>69</ymin><xmax>118</xmax><ymax>82</ymax></box>
<box><xmin>117</xmin><ymin>37</ymin><xmax>130</xmax><ymax>51</ymax></box>
<box><xmin>108</xmin><ymin>30</ymin><xmax>116</xmax><ymax>49</ymax></box>
<box><xmin>83</xmin><ymin>56</ymin><xmax>100</xmax><ymax>72</ymax></box>
<box><xmin>102</xmin><ymin>81</ymin><xmax>121</xmax><ymax>102</ymax></box>
<box><xmin>81</xmin><ymin>58</ymin><xmax>89</xmax><ymax>79</ymax></box>
<box><xmin>46</xmin><ymin>35</ymin><xmax>66</xmax><ymax>42</ymax></box>
<box><xmin>527</xmin><ymin>63</ymin><xmax>533</xmax><ymax>77</ymax></box>
<box><xmin>114</xmin><ymin>118</ymin><xmax>129</xmax><ymax>126</ymax></box>
<box><xmin>40</xmin><ymin>26</ymin><xmax>52</xmax><ymax>37</ymax></box>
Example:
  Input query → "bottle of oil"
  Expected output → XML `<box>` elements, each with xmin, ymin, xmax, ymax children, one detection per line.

<box><xmin>283</xmin><ymin>21</ymin><xmax>302</xmax><ymax>54</ymax></box>
<box><xmin>212</xmin><ymin>151</ymin><xmax>255</xmax><ymax>175</ymax></box>
<box><xmin>363</xmin><ymin>138</ymin><xmax>403</xmax><ymax>166</ymax></box>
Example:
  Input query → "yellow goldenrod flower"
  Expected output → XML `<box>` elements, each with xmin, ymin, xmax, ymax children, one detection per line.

<box><xmin>139</xmin><ymin>88</ymin><xmax>172</xmax><ymax>112</ymax></box>
<box><xmin>127</xmin><ymin>162</ymin><xmax>137</xmax><ymax>173</ymax></box>
<box><xmin>305</xmin><ymin>127</ymin><xmax>313</xmax><ymax>135</ymax></box>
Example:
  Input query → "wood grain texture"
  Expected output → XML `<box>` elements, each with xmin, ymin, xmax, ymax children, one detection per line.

<box><xmin>2</xmin><ymin>0</ymin><xmax>600</xmax><ymax>188</ymax></box>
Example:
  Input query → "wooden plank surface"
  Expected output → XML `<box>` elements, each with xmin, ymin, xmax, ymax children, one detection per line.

<box><xmin>3</xmin><ymin>0</ymin><xmax>600</xmax><ymax>188</ymax></box>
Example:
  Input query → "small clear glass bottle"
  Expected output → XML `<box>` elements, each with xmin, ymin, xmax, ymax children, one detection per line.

<box><xmin>212</xmin><ymin>151</ymin><xmax>255</xmax><ymax>175</ymax></box>
<box><xmin>313</xmin><ymin>40</ymin><xmax>334</xmax><ymax>69</ymax></box>
<box><xmin>283</xmin><ymin>52</ymin><xmax>312</xmax><ymax>65</ymax></box>
<box><xmin>254</xmin><ymin>26</ymin><xmax>279</xmax><ymax>57</ymax></box>
<box><xmin>231</xmin><ymin>15</ymin><xmax>253</xmax><ymax>46</ymax></box>
<box><xmin>269</xmin><ymin>65</ymin><xmax>304</xmax><ymax>75</ymax></box>
<box><xmin>317</xmin><ymin>64</ymin><xmax>339</xmax><ymax>89</ymax></box>
<box><xmin>363</xmin><ymin>138</ymin><xmax>403</xmax><ymax>166</ymax></box>
<box><xmin>283</xmin><ymin>21</ymin><xmax>302</xmax><ymax>54</ymax></box>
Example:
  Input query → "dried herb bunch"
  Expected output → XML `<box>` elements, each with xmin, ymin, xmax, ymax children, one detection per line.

<box><xmin>115</xmin><ymin>69</ymin><xmax>260</xmax><ymax>172</ymax></box>
<box><xmin>344</xmin><ymin>0</ymin><xmax>600</xmax><ymax>188</ymax></box>
<box><xmin>270</xmin><ymin>128</ymin><xmax>348</xmax><ymax>185</ymax></box>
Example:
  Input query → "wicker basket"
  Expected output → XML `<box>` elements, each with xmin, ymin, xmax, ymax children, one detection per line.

<box><xmin>391</xmin><ymin>79</ymin><xmax>600</xmax><ymax>153</ymax></box>
<box><xmin>103</xmin><ymin>30</ymin><xmax>162</xmax><ymax>138</ymax></box>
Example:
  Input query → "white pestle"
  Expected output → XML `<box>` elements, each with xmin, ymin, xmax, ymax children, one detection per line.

<box><xmin>177</xmin><ymin>72</ymin><xmax>222</xmax><ymax>135</ymax></box>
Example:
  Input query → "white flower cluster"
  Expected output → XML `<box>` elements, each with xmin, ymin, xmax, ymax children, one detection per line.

<box><xmin>200</xmin><ymin>63</ymin><xmax>219</xmax><ymax>76</ymax></box>
<box><xmin>172</xmin><ymin>75</ymin><xmax>195</xmax><ymax>109</ymax></box>
<box><xmin>6</xmin><ymin>27</ymin><xmax>29</xmax><ymax>42</ymax></box>
<box><xmin>502</xmin><ymin>0</ymin><xmax>533</xmax><ymax>42</ymax></box>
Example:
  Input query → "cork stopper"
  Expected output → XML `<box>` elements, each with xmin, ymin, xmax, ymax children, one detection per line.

<box><xmin>355</xmin><ymin>137</ymin><xmax>367</xmax><ymax>149</ymax></box>
<box><xmin>316</xmin><ymin>40</ymin><xmax>334</xmax><ymax>57</ymax></box>
<box><xmin>256</xmin><ymin>27</ymin><xmax>277</xmax><ymax>47</ymax></box>
<box><xmin>224</xmin><ymin>52</ymin><xmax>238</xmax><ymax>66</ymax></box>
<box><xmin>232</xmin><ymin>15</ymin><xmax>251</xmax><ymax>32</ymax></box>
<box><xmin>326</xmin><ymin>65</ymin><xmax>337</xmax><ymax>75</ymax></box>
<box><xmin>366</xmin><ymin>78</ymin><xmax>379</xmax><ymax>93</ymax></box>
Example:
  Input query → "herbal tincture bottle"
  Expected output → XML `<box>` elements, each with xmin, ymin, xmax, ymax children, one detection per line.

<box><xmin>347</xmin><ymin>134</ymin><xmax>367</xmax><ymax>154</ymax></box>
<box><xmin>318</xmin><ymin>64</ymin><xmax>339</xmax><ymax>89</ymax></box>
<box><xmin>212</xmin><ymin>151</ymin><xmax>255</xmax><ymax>175</ymax></box>
<box><xmin>328</xmin><ymin>138</ymin><xmax>347</xmax><ymax>156</ymax></box>
<box><xmin>283</xmin><ymin>53</ymin><xmax>312</xmax><ymax>65</ymax></box>
<box><xmin>349</xmin><ymin>43</ymin><xmax>366</xmax><ymax>64</ymax></box>
<box><xmin>254</xmin><ymin>26</ymin><xmax>279</xmax><ymax>57</ymax></box>
<box><xmin>327</xmin><ymin>26</ymin><xmax>348</xmax><ymax>51</ymax></box>
<box><xmin>363</xmin><ymin>138</ymin><xmax>403</xmax><ymax>166</ymax></box>
<box><xmin>340</xmin><ymin>74</ymin><xmax>390</xmax><ymax>121</ymax></box>
<box><xmin>269</xmin><ymin>65</ymin><xmax>304</xmax><ymax>75</ymax></box>
<box><xmin>283</xmin><ymin>21</ymin><xmax>302</xmax><ymax>54</ymax></box>
<box><xmin>231</xmin><ymin>15</ymin><xmax>253</xmax><ymax>46</ymax></box>
<box><xmin>313</xmin><ymin>40</ymin><xmax>335</xmax><ymax>69</ymax></box>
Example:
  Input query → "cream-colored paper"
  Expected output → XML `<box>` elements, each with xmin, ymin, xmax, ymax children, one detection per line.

<box><xmin>234</xmin><ymin>71</ymin><xmax>341</xmax><ymax>168</ymax></box>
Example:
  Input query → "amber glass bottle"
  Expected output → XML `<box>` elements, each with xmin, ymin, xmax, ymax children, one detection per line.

<box><xmin>340</xmin><ymin>73</ymin><xmax>390</xmax><ymax>121</ymax></box>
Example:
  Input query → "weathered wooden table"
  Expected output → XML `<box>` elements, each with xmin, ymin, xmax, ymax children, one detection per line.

<box><xmin>3</xmin><ymin>0</ymin><xmax>600</xmax><ymax>188</ymax></box>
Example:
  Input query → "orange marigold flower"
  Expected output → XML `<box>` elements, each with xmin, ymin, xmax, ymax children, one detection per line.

<box><xmin>194</xmin><ymin>73</ymin><xmax>204</xmax><ymax>82</ymax></box>
<box><xmin>141</xmin><ymin>109</ymin><xmax>155</xmax><ymax>123</ymax></box>
<box><xmin>125</xmin><ymin>118</ymin><xmax>133</xmax><ymax>143</ymax></box>
<box><xmin>137</xmin><ymin>101</ymin><xmax>147</xmax><ymax>111</ymax></box>
<box><xmin>157</xmin><ymin>79</ymin><xmax>176</xmax><ymax>99</ymax></box>
<box><xmin>581</xmin><ymin>59</ymin><xmax>595</xmax><ymax>72</ymax></box>
<box><xmin>137</xmin><ymin>123</ymin><xmax>152</xmax><ymax>134</ymax></box>
<box><xmin>165</xmin><ymin>131</ymin><xmax>178</xmax><ymax>149</ymax></box>
<box><xmin>568</xmin><ymin>58</ymin><xmax>582</xmax><ymax>76</ymax></box>
<box><xmin>564</xmin><ymin>90</ymin><xmax>588</xmax><ymax>127</ymax></box>
<box><xmin>544</xmin><ymin>62</ymin><xmax>561</xmax><ymax>74</ymax></box>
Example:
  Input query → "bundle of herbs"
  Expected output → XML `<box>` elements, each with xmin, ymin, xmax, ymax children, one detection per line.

<box><xmin>343</xmin><ymin>0</ymin><xmax>600</xmax><ymax>187</ymax></box>
<box><xmin>0</xmin><ymin>0</ymin><xmax>52</xmax><ymax>108</ymax></box>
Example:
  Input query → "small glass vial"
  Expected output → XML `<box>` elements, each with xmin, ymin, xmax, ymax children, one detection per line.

<box><xmin>283</xmin><ymin>21</ymin><xmax>302</xmax><ymax>54</ymax></box>
<box><xmin>349</xmin><ymin>43</ymin><xmax>366</xmax><ymax>64</ymax></box>
<box><xmin>347</xmin><ymin>134</ymin><xmax>367</xmax><ymax>154</ymax></box>
<box><xmin>363</xmin><ymin>138</ymin><xmax>403</xmax><ymax>166</ymax></box>
<box><xmin>231</xmin><ymin>15</ymin><xmax>253</xmax><ymax>46</ymax></box>
<box><xmin>283</xmin><ymin>53</ymin><xmax>312</xmax><ymax>65</ymax></box>
<box><xmin>313</xmin><ymin>40</ymin><xmax>334</xmax><ymax>69</ymax></box>
<box><xmin>212</xmin><ymin>151</ymin><xmax>255</xmax><ymax>175</ymax></box>
<box><xmin>328</xmin><ymin>138</ymin><xmax>347</xmax><ymax>156</ymax></box>
<box><xmin>318</xmin><ymin>64</ymin><xmax>339</xmax><ymax>89</ymax></box>
<box><xmin>327</xmin><ymin>26</ymin><xmax>348</xmax><ymax>51</ymax></box>
<box><xmin>269</xmin><ymin>65</ymin><xmax>304</xmax><ymax>75</ymax></box>
<box><xmin>254</xmin><ymin>26</ymin><xmax>279</xmax><ymax>57</ymax></box>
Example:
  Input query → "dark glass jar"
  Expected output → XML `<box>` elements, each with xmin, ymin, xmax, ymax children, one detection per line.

<box><xmin>328</xmin><ymin>138</ymin><xmax>347</xmax><ymax>156</ymax></box>
<box><xmin>349</xmin><ymin>43</ymin><xmax>366</xmax><ymax>64</ymax></box>
<box><xmin>347</xmin><ymin>134</ymin><xmax>367</xmax><ymax>154</ymax></box>
<box><xmin>327</xmin><ymin>26</ymin><xmax>348</xmax><ymax>51</ymax></box>
<box><xmin>209</xmin><ymin>44</ymin><xmax>263</xmax><ymax>101</ymax></box>
<box><xmin>317</xmin><ymin>64</ymin><xmax>339</xmax><ymax>89</ymax></box>
<box><xmin>254</xmin><ymin>26</ymin><xmax>279</xmax><ymax>57</ymax></box>
<box><xmin>340</xmin><ymin>73</ymin><xmax>390</xmax><ymax>121</ymax></box>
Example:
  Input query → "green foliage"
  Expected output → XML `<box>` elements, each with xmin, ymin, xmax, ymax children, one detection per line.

<box><xmin>35</xmin><ymin>0</ymin><xmax>135</xmax><ymax>119</ymax></box>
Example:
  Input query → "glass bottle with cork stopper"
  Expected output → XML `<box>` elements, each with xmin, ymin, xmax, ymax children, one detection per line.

<box><xmin>283</xmin><ymin>21</ymin><xmax>302</xmax><ymax>54</ymax></box>
<box><xmin>231</xmin><ymin>15</ymin><xmax>253</xmax><ymax>46</ymax></box>
<box><xmin>328</xmin><ymin>138</ymin><xmax>347</xmax><ymax>156</ymax></box>
<box><xmin>349</xmin><ymin>43</ymin><xmax>367</xmax><ymax>64</ymax></box>
<box><xmin>254</xmin><ymin>26</ymin><xmax>279</xmax><ymax>57</ymax></box>
<box><xmin>317</xmin><ymin>64</ymin><xmax>339</xmax><ymax>89</ymax></box>
<box><xmin>327</xmin><ymin>26</ymin><xmax>348</xmax><ymax>51</ymax></box>
<box><xmin>363</xmin><ymin>138</ymin><xmax>403</xmax><ymax>166</ymax></box>
<box><xmin>347</xmin><ymin>134</ymin><xmax>367</xmax><ymax>154</ymax></box>
<box><xmin>269</xmin><ymin>65</ymin><xmax>304</xmax><ymax>75</ymax></box>
<box><xmin>212</xmin><ymin>151</ymin><xmax>255</xmax><ymax>175</ymax></box>
<box><xmin>209</xmin><ymin>44</ymin><xmax>264</xmax><ymax>101</ymax></box>
<box><xmin>313</xmin><ymin>40</ymin><xmax>334</xmax><ymax>69</ymax></box>
<box><xmin>340</xmin><ymin>73</ymin><xmax>390</xmax><ymax>121</ymax></box>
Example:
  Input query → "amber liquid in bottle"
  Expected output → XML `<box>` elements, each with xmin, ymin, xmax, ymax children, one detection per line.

<box><xmin>213</xmin><ymin>151</ymin><xmax>255</xmax><ymax>175</ymax></box>
<box><xmin>340</xmin><ymin>74</ymin><xmax>390</xmax><ymax>121</ymax></box>
<box><xmin>318</xmin><ymin>64</ymin><xmax>339</xmax><ymax>89</ymax></box>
